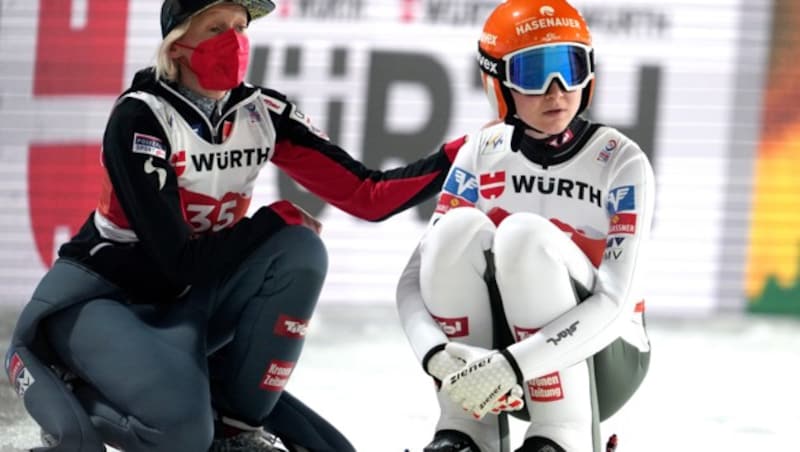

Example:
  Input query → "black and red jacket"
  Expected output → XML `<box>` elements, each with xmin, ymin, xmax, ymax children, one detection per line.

<box><xmin>59</xmin><ymin>68</ymin><xmax>461</xmax><ymax>303</ymax></box>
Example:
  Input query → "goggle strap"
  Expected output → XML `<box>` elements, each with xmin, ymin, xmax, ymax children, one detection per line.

<box><xmin>477</xmin><ymin>44</ymin><xmax>507</xmax><ymax>82</ymax></box>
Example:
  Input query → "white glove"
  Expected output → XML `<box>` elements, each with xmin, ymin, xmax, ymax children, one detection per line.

<box><xmin>441</xmin><ymin>343</ymin><xmax>524</xmax><ymax>419</ymax></box>
<box><xmin>425</xmin><ymin>343</ymin><xmax>491</xmax><ymax>385</ymax></box>
<box><xmin>488</xmin><ymin>384</ymin><xmax>524</xmax><ymax>415</ymax></box>
<box><xmin>426</xmin><ymin>348</ymin><xmax>467</xmax><ymax>384</ymax></box>
<box><xmin>424</xmin><ymin>343</ymin><xmax>523</xmax><ymax>414</ymax></box>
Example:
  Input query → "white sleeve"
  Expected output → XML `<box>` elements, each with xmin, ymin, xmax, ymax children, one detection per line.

<box><xmin>396</xmin><ymin>245</ymin><xmax>449</xmax><ymax>364</ymax></box>
<box><xmin>395</xmin><ymin>134</ymin><xmax>479</xmax><ymax>366</ymax></box>
<box><xmin>506</xmin><ymin>145</ymin><xmax>655</xmax><ymax>380</ymax></box>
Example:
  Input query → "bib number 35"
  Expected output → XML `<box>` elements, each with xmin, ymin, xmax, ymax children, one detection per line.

<box><xmin>184</xmin><ymin>193</ymin><xmax>250</xmax><ymax>232</ymax></box>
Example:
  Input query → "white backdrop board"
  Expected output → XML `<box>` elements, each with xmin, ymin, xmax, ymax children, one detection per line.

<box><xmin>0</xmin><ymin>0</ymin><xmax>771</xmax><ymax>316</ymax></box>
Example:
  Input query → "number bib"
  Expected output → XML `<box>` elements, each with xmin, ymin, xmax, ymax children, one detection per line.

<box><xmin>128</xmin><ymin>91</ymin><xmax>279</xmax><ymax>233</ymax></box>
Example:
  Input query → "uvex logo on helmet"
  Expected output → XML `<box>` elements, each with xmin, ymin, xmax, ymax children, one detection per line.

<box><xmin>477</xmin><ymin>54</ymin><xmax>499</xmax><ymax>75</ymax></box>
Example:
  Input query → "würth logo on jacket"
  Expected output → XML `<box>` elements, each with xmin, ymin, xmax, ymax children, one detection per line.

<box><xmin>273</xmin><ymin>314</ymin><xmax>309</xmax><ymax>338</ymax></box>
<box><xmin>480</xmin><ymin>171</ymin><xmax>506</xmax><ymax>199</ymax></box>
<box><xmin>184</xmin><ymin>148</ymin><xmax>270</xmax><ymax>173</ymax></box>
<box><xmin>512</xmin><ymin>175</ymin><xmax>602</xmax><ymax>207</ymax></box>
<box><xmin>171</xmin><ymin>150</ymin><xmax>187</xmax><ymax>177</ymax></box>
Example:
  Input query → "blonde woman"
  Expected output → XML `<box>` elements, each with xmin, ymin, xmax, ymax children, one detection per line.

<box><xmin>7</xmin><ymin>1</ymin><xmax>462</xmax><ymax>451</ymax></box>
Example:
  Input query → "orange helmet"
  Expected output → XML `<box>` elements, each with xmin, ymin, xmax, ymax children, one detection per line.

<box><xmin>478</xmin><ymin>0</ymin><xmax>595</xmax><ymax>121</ymax></box>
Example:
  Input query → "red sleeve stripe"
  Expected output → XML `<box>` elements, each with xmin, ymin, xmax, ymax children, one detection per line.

<box><xmin>271</xmin><ymin>142</ymin><xmax>441</xmax><ymax>221</ymax></box>
<box><xmin>443</xmin><ymin>135</ymin><xmax>467</xmax><ymax>162</ymax></box>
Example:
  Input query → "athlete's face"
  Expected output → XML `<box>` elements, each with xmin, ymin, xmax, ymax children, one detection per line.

<box><xmin>169</xmin><ymin>4</ymin><xmax>249</xmax><ymax>98</ymax></box>
<box><xmin>510</xmin><ymin>81</ymin><xmax>582</xmax><ymax>139</ymax></box>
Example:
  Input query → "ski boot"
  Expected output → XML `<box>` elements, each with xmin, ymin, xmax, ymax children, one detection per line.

<box><xmin>515</xmin><ymin>436</ymin><xmax>566</xmax><ymax>452</ymax></box>
<box><xmin>210</xmin><ymin>415</ymin><xmax>289</xmax><ymax>452</ymax></box>
<box><xmin>423</xmin><ymin>429</ymin><xmax>481</xmax><ymax>452</ymax></box>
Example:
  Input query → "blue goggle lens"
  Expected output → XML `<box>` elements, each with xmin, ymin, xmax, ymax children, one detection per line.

<box><xmin>507</xmin><ymin>45</ymin><xmax>591</xmax><ymax>93</ymax></box>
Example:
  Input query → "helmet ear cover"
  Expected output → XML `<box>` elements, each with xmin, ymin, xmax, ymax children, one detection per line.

<box><xmin>477</xmin><ymin>46</ymin><xmax>518</xmax><ymax>119</ymax></box>
<box><xmin>476</xmin><ymin>47</ymin><xmax>507</xmax><ymax>82</ymax></box>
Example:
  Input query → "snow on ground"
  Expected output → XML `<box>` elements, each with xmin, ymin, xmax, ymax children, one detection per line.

<box><xmin>1</xmin><ymin>305</ymin><xmax>799</xmax><ymax>451</ymax></box>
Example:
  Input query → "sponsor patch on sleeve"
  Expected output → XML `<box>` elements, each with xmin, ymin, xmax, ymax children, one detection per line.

<box><xmin>290</xmin><ymin>105</ymin><xmax>329</xmax><ymax>140</ymax></box>
<box><xmin>260</xmin><ymin>359</ymin><xmax>295</xmax><ymax>391</ymax></box>
<box><xmin>443</xmin><ymin>167</ymin><xmax>479</xmax><ymax>203</ymax></box>
<box><xmin>603</xmin><ymin>236</ymin><xmax>626</xmax><ymax>261</ymax></box>
<box><xmin>273</xmin><ymin>314</ymin><xmax>308</xmax><ymax>338</ymax></box>
<box><xmin>132</xmin><ymin>133</ymin><xmax>166</xmax><ymax>159</ymax></box>
<box><xmin>595</xmin><ymin>139</ymin><xmax>619</xmax><ymax>165</ymax></box>
<box><xmin>430</xmin><ymin>314</ymin><xmax>469</xmax><ymax>338</ymax></box>
<box><xmin>608</xmin><ymin>213</ymin><xmax>637</xmax><ymax>234</ymax></box>
<box><xmin>263</xmin><ymin>96</ymin><xmax>287</xmax><ymax>114</ymax></box>
<box><xmin>6</xmin><ymin>352</ymin><xmax>34</xmax><ymax>397</ymax></box>
<box><xmin>607</xmin><ymin>185</ymin><xmax>636</xmax><ymax>215</ymax></box>
<box><xmin>529</xmin><ymin>371</ymin><xmax>564</xmax><ymax>402</ymax></box>
<box><xmin>434</xmin><ymin>192</ymin><xmax>474</xmax><ymax>214</ymax></box>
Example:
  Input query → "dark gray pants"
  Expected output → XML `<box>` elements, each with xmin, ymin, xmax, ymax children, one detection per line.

<box><xmin>39</xmin><ymin>226</ymin><xmax>348</xmax><ymax>452</ymax></box>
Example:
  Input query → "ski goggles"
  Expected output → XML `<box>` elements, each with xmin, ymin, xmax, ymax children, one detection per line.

<box><xmin>479</xmin><ymin>43</ymin><xmax>594</xmax><ymax>95</ymax></box>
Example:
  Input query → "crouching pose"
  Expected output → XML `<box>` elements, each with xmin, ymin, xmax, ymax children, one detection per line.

<box><xmin>5</xmin><ymin>1</ymin><xmax>462</xmax><ymax>451</ymax></box>
<box><xmin>396</xmin><ymin>1</ymin><xmax>654</xmax><ymax>451</ymax></box>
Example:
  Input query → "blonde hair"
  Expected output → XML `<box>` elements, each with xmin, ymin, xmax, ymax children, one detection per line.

<box><xmin>155</xmin><ymin>18</ymin><xmax>192</xmax><ymax>82</ymax></box>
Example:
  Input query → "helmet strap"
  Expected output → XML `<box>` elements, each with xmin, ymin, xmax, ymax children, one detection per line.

<box><xmin>507</xmin><ymin>116</ymin><xmax>548</xmax><ymax>152</ymax></box>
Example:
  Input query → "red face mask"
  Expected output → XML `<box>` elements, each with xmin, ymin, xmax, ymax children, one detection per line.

<box><xmin>176</xmin><ymin>28</ymin><xmax>250</xmax><ymax>90</ymax></box>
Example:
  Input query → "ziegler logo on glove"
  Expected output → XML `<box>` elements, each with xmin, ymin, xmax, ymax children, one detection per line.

<box><xmin>479</xmin><ymin>384</ymin><xmax>504</xmax><ymax>410</ymax></box>
<box><xmin>546</xmin><ymin>321</ymin><xmax>580</xmax><ymax>346</ymax></box>
<box><xmin>448</xmin><ymin>355</ymin><xmax>493</xmax><ymax>385</ymax></box>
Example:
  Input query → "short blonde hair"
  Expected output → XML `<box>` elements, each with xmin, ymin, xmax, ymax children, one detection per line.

<box><xmin>155</xmin><ymin>18</ymin><xmax>192</xmax><ymax>82</ymax></box>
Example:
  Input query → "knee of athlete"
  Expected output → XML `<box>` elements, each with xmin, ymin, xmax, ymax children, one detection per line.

<box><xmin>120</xmin><ymin>368</ymin><xmax>214</xmax><ymax>451</ymax></box>
<box><xmin>494</xmin><ymin>214</ymin><xmax>561</xmax><ymax>265</ymax></box>
<box><xmin>422</xmin><ymin>208</ymin><xmax>495</xmax><ymax>264</ymax></box>
<box><xmin>434</xmin><ymin>207</ymin><xmax>494</xmax><ymax>235</ymax></box>
<box><xmin>143</xmin><ymin>402</ymin><xmax>214</xmax><ymax>452</ymax></box>
<box><xmin>282</xmin><ymin>226</ymin><xmax>329</xmax><ymax>277</ymax></box>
